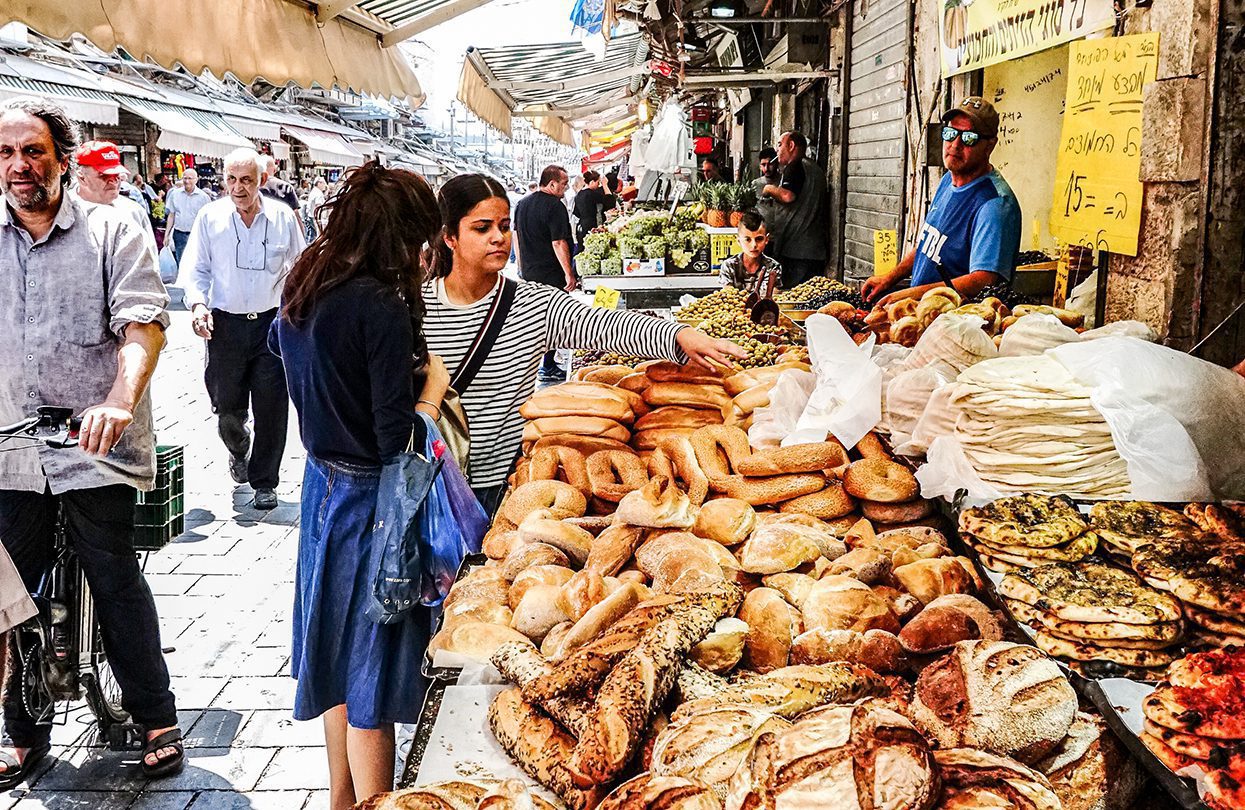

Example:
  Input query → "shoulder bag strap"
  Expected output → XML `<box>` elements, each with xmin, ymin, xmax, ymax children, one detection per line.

<box><xmin>448</xmin><ymin>277</ymin><xmax>518</xmax><ymax>396</ymax></box>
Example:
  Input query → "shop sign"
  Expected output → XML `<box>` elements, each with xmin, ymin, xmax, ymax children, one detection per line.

<box><xmin>593</xmin><ymin>285</ymin><xmax>621</xmax><ymax>309</ymax></box>
<box><xmin>873</xmin><ymin>229</ymin><xmax>899</xmax><ymax>275</ymax></box>
<box><xmin>940</xmin><ymin>0</ymin><xmax>1114</xmax><ymax>77</ymax></box>
<box><xmin>1049</xmin><ymin>33</ymin><xmax>1159</xmax><ymax>257</ymax></box>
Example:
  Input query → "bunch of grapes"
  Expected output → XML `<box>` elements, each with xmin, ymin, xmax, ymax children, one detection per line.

<box><xmin>968</xmin><ymin>284</ymin><xmax>1035</xmax><ymax>308</ymax></box>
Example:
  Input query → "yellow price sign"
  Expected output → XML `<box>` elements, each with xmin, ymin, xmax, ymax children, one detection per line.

<box><xmin>593</xmin><ymin>285</ymin><xmax>620</xmax><ymax>309</ymax></box>
<box><xmin>1049</xmin><ymin>34</ymin><xmax>1159</xmax><ymax>257</ymax></box>
<box><xmin>873</xmin><ymin>229</ymin><xmax>899</xmax><ymax>275</ymax></box>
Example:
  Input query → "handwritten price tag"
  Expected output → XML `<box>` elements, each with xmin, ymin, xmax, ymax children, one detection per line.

<box><xmin>1049</xmin><ymin>33</ymin><xmax>1159</xmax><ymax>257</ymax></box>
<box><xmin>593</xmin><ymin>286</ymin><xmax>621</xmax><ymax>309</ymax></box>
<box><xmin>873</xmin><ymin>229</ymin><xmax>899</xmax><ymax>275</ymax></box>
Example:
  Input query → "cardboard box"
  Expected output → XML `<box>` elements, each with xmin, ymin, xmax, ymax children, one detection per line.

<box><xmin>622</xmin><ymin>257</ymin><xmax>666</xmax><ymax>277</ymax></box>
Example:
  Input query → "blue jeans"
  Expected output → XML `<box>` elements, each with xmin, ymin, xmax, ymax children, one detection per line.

<box><xmin>171</xmin><ymin>228</ymin><xmax>191</xmax><ymax>265</ymax></box>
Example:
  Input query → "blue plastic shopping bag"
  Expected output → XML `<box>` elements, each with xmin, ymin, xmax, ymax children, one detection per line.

<box><xmin>417</xmin><ymin>415</ymin><xmax>488</xmax><ymax>606</ymax></box>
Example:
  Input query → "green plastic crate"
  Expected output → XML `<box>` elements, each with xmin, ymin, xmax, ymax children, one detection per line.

<box><xmin>134</xmin><ymin>445</ymin><xmax>184</xmax><ymax>550</ymax></box>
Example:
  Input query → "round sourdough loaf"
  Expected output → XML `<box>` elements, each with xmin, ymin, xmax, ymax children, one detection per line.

<box><xmin>910</xmin><ymin>640</ymin><xmax>1077</xmax><ymax>763</ymax></box>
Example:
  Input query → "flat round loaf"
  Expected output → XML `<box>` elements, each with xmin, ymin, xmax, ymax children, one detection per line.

<box><xmin>910</xmin><ymin>640</ymin><xmax>1077</xmax><ymax>763</ymax></box>
<box><xmin>802</xmin><ymin>575</ymin><xmax>900</xmax><ymax>634</ymax></box>
<box><xmin>635</xmin><ymin>406</ymin><xmax>725</xmax><ymax>432</ymax></box>
<box><xmin>998</xmin><ymin>561</ymin><xmax>1183</xmax><ymax>624</ymax></box>
<box><xmin>691</xmin><ymin>498</ymin><xmax>756</xmax><ymax>546</ymax></box>
<box><xmin>443</xmin><ymin>621</ymin><xmax>535</xmax><ymax>663</ymax></box>
<box><xmin>738</xmin><ymin>587</ymin><xmax>800</xmax><ymax>673</ymax></box>
<box><xmin>523</xmin><ymin>415</ymin><xmax>631</xmax><ymax>444</ymax></box>
<box><xmin>934</xmin><ymin>748</ymin><xmax>1061</xmax><ymax>810</ymax></box>
<box><xmin>508</xmin><ymin>565</ymin><xmax>575</xmax><ymax>611</ymax></box>
<box><xmin>643</xmin><ymin>381</ymin><xmax>732</xmax><ymax>411</ymax></box>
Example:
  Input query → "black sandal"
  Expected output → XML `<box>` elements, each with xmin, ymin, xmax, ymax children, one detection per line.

<box><xmin>141</xmin><ymin>728</ymin><xmax>185</xmax><ymax>779</ymax></box>
<box><xmin>0</xmin><ymin>741</ymin><xmax>51</xmax><ymax>789</ymax></box>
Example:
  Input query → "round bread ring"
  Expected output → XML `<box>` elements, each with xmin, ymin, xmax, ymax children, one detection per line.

<box><xmin>842</xmin><ymin>458</ymin><xmax>919</xmax><ymax>503</ymax></box>
<box><xmin>779</xmin><ymin>482</ymin><xmax>857</xmax><ymax>519</ymax></box>
<box><xmin>860</xmin><ymin>498</ymin><xmax>933</xmax><ymax>523</ymax></box>
<box><xmin>586</xmin><ymin>450</ymin><xmax>649</xmax><ymax>503</ymax></box>
<box><xmin>527</xmin><ymin>446</ymin><xmax>592</xmax><ymax>497</ymax></box>
<box><xmin>715</xmin><ymin>473</ymin><xmax>825</xmax><ymax>506</ymax></box>
<box><xmin>502</xmin><ymin>480</ymin><xmax>587</xmax><ymax>525</ymax></box>
<box><xmin>690</xmin><ymin>425</ymin><xmax>752</xmax><ymax>483</ymax></box>
<box><xmin>852</xmin><ymin>432</ymin><xmax>891</xmax><ymax>460</ymax></box>
<box><xmin>735</xmin><ymin>440</ymin><xmax>850</xmax><ymax>477</ymax></box>
<box><xmin>654</xmin><ymin>435</ymin><xmax>710</xmax><ymax>506</ymax></box>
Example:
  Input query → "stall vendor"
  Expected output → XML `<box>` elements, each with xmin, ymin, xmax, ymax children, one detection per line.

<box><xmin>861</xmin><ymin>97</ymin><xmax>1021</xmax><ymax>306</ymax></box>
<box><xmin>719</xmin><ymin>210</ymin><xmax>782</xmax><ymax>296</ymax></box>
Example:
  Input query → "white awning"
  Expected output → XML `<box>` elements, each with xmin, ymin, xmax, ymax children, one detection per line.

<box><xmin>222</xmin><ymin>115</ymin><xmax>282</xmax><ymax>141</ymax></box>
<box><xmin>269</xmin><ymin>140</ymin><xmax>291</xmax><ymax>161</ymax></box>
<box><xmin>283</xmin><ymin>125</ymin><xmax>366</xmax><ymax>167</ymax></box>
<box><xmin>117</xmin><ymin>96</ymin><xmax>252</xmax><ymax>158</ymax></box>
<box><xmin>0</xmin><ymin>53</ymin><xmax>119</xmax><ymax>125</ymax></box>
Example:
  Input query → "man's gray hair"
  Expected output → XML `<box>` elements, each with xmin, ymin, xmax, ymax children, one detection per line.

<box><xmin>260</xmin><ymin>154</ymin><xmax>279</xmax><ymax>174</ymax></box>
<box><xmin>224</xmin><ymin>147</ymin><xmax>263</xmax><ymax>178</ymax></box>
<box><xmin>1</xmin><ymin>97</ymin><xmax>80</xmax><ymax>187</ymax></box>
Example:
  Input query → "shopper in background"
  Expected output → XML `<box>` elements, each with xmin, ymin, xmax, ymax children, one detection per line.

<box><xmin>272</xmin><ymin>161</ymin><xmax>447</xmax><ymax>810</ymax></box>
<box><xmin>572</xmin><ymin>169</ymin><xmax>607</xmax><ymax>251</ymax></box>
<box><xmin>177</xmin><ymin>148</ymin><xmax>306</xmax><ymax>511</ymax></box>
<box><xmin>73</xmin><ymin>140</ymin><xmax>155</xmax><ymax>241</ymax></box>
<box><xmin>513</xmin><ymin>164</ymin><xmax>575</xmax><ymax>382</ymax></box>
<box><xmin>163</xmin><ymin>167</ymin><xmax>210</xmax><ymax>264</ymax></box>
<box><xmin>423</xmin><ymin>173</ymin><xmax>747</xmax><ymax>515</ymax></box>
<box><xmin>861</xmin><ymin>97</ymin><xmax>1020</xmax><ymax>305</ymax></box>
<box><xmin>753</xmin><ymin>146</ymin><xmax>779</xmax><ymax>224</ymax></box>
<box><xmin>259</xmin><ymin>155</ymin><xmax>299</xmax><ymax>212</ymax></box>
<box><xmin>700</xmin><ymin>155</ymin><xmax>724</xmax><ymax>184</ymax></box>
<box><xmin>0</xmin><ymin>96</ymin><xmax>182</xmax><ymax>783</ymax></box>
<box><xmin>304</xmin><ymin>176</ymin><xmax>329</xmax><ymax>237</ymax></box>
<box><xmin>761</xmin><ymin>131</ymin><xmax>827</xmax><ymax>288</ymax></box>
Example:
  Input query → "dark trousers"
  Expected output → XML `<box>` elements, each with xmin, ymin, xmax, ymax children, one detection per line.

<box><xmin>171</xmin><ymin>229</ymin><xmax>191</xmax><ymax>265</ymax></box>
<box><xmin>472</xmin><ymin>485</ymin><xmax>507</xmax><ymax>519</ymax></box>
<box><xmin>779</xmin><ymin>256</ymin><xmax>826</xmax><ymax>289</ymax></box>
<box><xmin>0</xmin><ymin>485</ymin><xmax>176</xmax><ymax>745</ymax></box>
<box><xmin>205</xmin><ymin>308</ymin><xmax>288</xmax><ymax>490</ymax></box>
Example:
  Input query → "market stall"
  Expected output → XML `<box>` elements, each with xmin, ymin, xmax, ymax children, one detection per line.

<box><xmin>357</xmin><ymin>207</ymin><xmax>1245</xmax><ymax>809</ymax></box>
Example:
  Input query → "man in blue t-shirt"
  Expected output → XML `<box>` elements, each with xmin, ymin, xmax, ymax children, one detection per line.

<box><xmin>862</xmin><ymin>97</ymin><xmax>1021</xmax><ymax>306</ymax></box>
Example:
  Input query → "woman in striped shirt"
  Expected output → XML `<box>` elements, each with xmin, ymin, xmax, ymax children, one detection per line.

<box><xmin>423</xmin><ymin>174</ymin><xmax>744</xmax><ymax>514</ymax></box>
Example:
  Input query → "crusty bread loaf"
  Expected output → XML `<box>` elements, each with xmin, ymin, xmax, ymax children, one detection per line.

<box><xmin>802</xmin><ymin>575</ymin><xmax>900</xmax><ymax>634</ymax></box>
<box><xmin>353</xmin><ymin>780</ymin><xmax>491</xmax><ymax>810</ymax></box>
<box><xmin>578</xmin><ymin>365</ymin><xmax>634</xmax><ymax>386</ymax></box>
<box><xmin>555</xmin><ymin>581</ymin><xmax>644</xmax><ymax>659</ymax></box>
<box><xmin>617</xmin><ymin>372</ymin><xmax>652</xmax><ymax>394</ymax></box>
<box><xmin>789</xmin><ymin>627</ymin><xmax>909</xmax><ymax>674</ymax></box>
<box><xmin>723</xmin><ymin>362</ymin><xmax>811</xmax><ymax>396</ymax></box>
<box><xmin>651</xmin><ymin>546</ymin><xmax>726</xmax><ymax>595</ymax></box>
<box><xmin>615</xmin><ymin>476</ymin><xmax>697</xmax><ymax>529</ymax></box>
<box><xmin>910</xmin><ymin>640</ymin><xmax>1077</xmax><ymax>763</ymax></box>
<box><xmin>487</xmin><ymin>688</ymin><xmax>605</xmax><ymax>810</ymax></box>
<box><xmin>738</xmin><ymin>587</ymin><xmax>801</xmax><ymax>673</ymax></box>
<box><xmin>650</xmin><ymin>706</ymin><xmax>790</xmax><ymax>792</ymax></box>
<box><xmin>541</xmin><ymin>622</ymin><xmax>573</xmax><ymax>658</ymax></box>
<box><xmin>517</xmin><ymin>513</ymin><xmax>594</xmax><ymax>566</ymax></box>
<box><xmin>635</xmin><ymin>406</ymin><xmax>725</xmax><ymax>432</ymax></box>
<box><xmin>520</xmin><ymin>385</ymin><xmax>636</xmax><ymax>423</ymax></box>
<box><xmin>633</xmin><ymin>428</ymin><xmax>696</xmax><ymax>452</ymax></box>
<box><xmin>1036</xmin><ymin>711</ymin><xmax>1144</xmax><ymax>810</ymax></box>
<box><xmin>584</xmin><ymin>524</ymin><xmax>645</xmax><ymax>577</ymax></box>
<box><xmin>636</xmin><ymin>532</ymin><xmax>740</xmax><ymax>579</ymax></box>
<box><xmin>691</xmin><ymin>498</ymin><xmax>756</xmax><ymax>547</ymax></box>
<box><xmin>643</xmin><ymin>382</ymin><xmax>732</xmax><ymax>412</ymax></box>
<box><xmin>673</xmin><ymin>662</ymin><xmax>889</xmax><ymax>722</ymax></box>
<box><xmin>491</xmin><ymin>642</ymin><xmax>592</xmax><ymax>736</ymax></box>
<box><xmin>512</xmin><ymin>584</ymin><xmax>572</xmax><ymax>641</ymax></box>
<box><xmin>596</xmin><ymin>773</ymin><xmax>721</xmax><ymax>810</ymax></box>
<box><xmin>441</xmin><ymin>598</ymin><xmax>514</xmax><ymax>633</ymax></box>
<box><xmin>689</xmin><ymin>617</ymin><xmax>748</xmax><ymax>674</ymax></box>
<box><xmin>502</xmin><ymin>544</ymin><xmax>570</xmax><ymax>583</ymax></box>
<box><xmin>737</xmin><ymin>522</ymin><xmax>823</xmax><ymax>574</ymax></box>
<box><xmin>557</xmin><ymin>569</ymin><xmax>606</xmax><ymax>622</ymax></box>
<box><xmin>935</xmin><ymin>748</ymin><xmax>1061</xmax><ymax>810</ymax></box>
<box><xmin>892</xmin><ymin>557</ymin><xmax>975</xmax><ymax>604</ymax></box>
<box><xmin>439</xmin><ymin>621</ymin><xmax>535</xmax><ymax>663</ymax></box>
<box><xmin>825</xmin><ymin>546</ymin><xmax>892</xmax><ymax>584</ymax></box>
<box><xmin>899</xmin><ymin>594</ymin><xmax>1003</xmax><ymax>655</ymax></box>
<box><xmin>523</xmin><ymin>416</ymin><xmax>631</xmax><ymax>444</ymax></box>
<box><xmin>761</xmin><ymin>572</ymin><xmax>817</xmax><ymax>610</ymax></box>
<box><xmin>872</xmin><ymin>585</ymin><xmax>924</xmax><ymax>623</ymax></box>
<box><xmin>443</xmin><ymin>571</ymin><xmax>510</xmax><ymax>610</ymax></box>
<box><xmin>645</xmin><ymin>360</ymin><xmax>727</xmax><ymax>386</ymax></box>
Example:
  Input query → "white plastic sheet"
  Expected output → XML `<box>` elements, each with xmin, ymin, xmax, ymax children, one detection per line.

<box><xmin>749</xmin><ymin>369</ymin><xmax>817</xmax><ymax>448</ymax></box>
<box><xmin>997</xmin><ymin>314</ymin><xmax>1080</xmax><ymax>357</ymax></box>
<box><xmin>896</xmin><ymin>313</ymin><xmax>998</xmax><ymax>379</ymax></box>
<box><xmin>785</xmin><ymin>315</ymin><xmax>881</xmax><ymax>450</ymax></box>
<box><xmin>916</xmin><ymin>435</ymin><xmax>1005</xmax><ymax>505</ymax></box>
<box><xmin>1050</xmin><ymin>337</ymin><xmax>1245</xmax><ymax>500</ymax></box>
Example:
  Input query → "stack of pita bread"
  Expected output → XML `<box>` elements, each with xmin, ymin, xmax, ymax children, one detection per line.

<box><xmin>945</xmin><ymin>355</ymin><xmax>1130</xmax><ymax>499</ymax></box>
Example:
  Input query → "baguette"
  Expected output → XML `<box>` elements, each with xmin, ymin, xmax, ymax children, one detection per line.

<box><xmin>487</xmin><ymin>688</ymin><xmax>606</xmax><ymax>810</ymax></box>
<box><xmin>671</xmin><ymin>662</ymin><xmax>889</xmax><ymax>722</ymax></box>
<box><xmin>491</xmin><ymin>642</ymin><xmax>592</xmax><ymax>736</ymax></box>
<box><xmin>568</xmin><ymin>608</ymin><xmax>723</xmax><ymax>786</ymax></box>
<box><xmin>523</xmin><ymin>586</ymin><xmax>742</xmax><ymax>705</ymax></box>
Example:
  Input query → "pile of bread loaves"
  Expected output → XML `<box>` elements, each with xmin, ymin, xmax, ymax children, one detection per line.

<box><xmin>863</xmin><ymin>286</ymin><xmax>1085</xmax><ymax>348</ymax></box>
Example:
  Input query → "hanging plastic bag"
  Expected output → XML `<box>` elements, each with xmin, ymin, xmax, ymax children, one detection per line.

<box><xmin>749</xmin><ymin>369</ymin><xmax>817</xmax><ymax>448</ymax></box>
<box><xmin>786</xmin><ymin>315</ymin><xmax>881</xmax><ymax>450</ymax></box>
<box><xmin>158</xmin><ymin>241</ymin><xmax>178</xmax><ymax>285</ymax></box>
<box><xmin>418</xmin><ymin>416</ymin><xmax>488</xmax><ymax>607</ymax></box>
<box><xmin>882</xmin><ymin>367</ymin><xmax>947</xmax><ymax>446</ymax></box>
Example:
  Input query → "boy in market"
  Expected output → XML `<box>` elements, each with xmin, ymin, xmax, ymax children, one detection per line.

<box><xmin>719</xmin><ymin>210</ymin><xmax>783</xmax><ymax>296</ymax></box>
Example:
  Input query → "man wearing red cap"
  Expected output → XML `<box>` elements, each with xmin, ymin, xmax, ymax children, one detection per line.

<box><xmin>75</xmin><ymin>140</ymin><xmax>155</xmax><ymax>242</ymax></box>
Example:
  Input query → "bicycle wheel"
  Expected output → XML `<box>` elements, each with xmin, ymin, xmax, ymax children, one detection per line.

<box><xmin>10</xmin><ymin>627</ymin><xmax>56</xmax><ymax>727</ymax></box>
<box><xmin>75</xmin><ymin>570</ymin><xmax>141</xmax><ymax>750</ymax></box>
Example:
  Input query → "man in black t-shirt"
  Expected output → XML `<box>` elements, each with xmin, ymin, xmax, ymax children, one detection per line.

<box><xmin>761</xmin><ymin>131</ymin><xmax>827</xmax><ymax>288</ymax></box>
<box><xmin>514</xmin><ymin>164</ymin><xmax>574</xmax><ymax>380</ymax></box>
<box><xmin>572</xmin><ymin>170</ymin><xmax>607</xmax><ymax>250</ymax></box>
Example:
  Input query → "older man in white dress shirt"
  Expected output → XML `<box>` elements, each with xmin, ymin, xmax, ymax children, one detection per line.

<box><xmin>177</xmin><ymin>148</ymin><xmax>305</xmax><ymax>509</ymax></box>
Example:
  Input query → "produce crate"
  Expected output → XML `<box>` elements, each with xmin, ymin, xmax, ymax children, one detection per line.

<box><xmin>134</xmin><ymin>445</ymin><xmax>184</xmax><ymax>551</ymax></box>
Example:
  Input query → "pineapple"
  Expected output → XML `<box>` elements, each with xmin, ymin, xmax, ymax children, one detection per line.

<box><xmin>706</xmin><ymin>182</ymin><xmax>730</xmax><ymax>227</ymax></box>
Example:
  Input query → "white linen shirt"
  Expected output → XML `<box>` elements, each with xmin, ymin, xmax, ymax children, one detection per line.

<box><xmin>177</xmin><ymin>196</ymin><xmax>305</xmax><ymax>314</ymax></box>
<box><xmin>164</xmin><ymin>186</ymin><xmax>212</xmax><ymax>232</ymax></box>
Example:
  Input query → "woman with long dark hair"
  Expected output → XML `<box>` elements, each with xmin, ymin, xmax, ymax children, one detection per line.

<box><xmin>270</xmin><ymin>161</ymin><xmax>447</xmax><ymax>809</ymax></box>
<box><xmin>422</xmin><ymin>173</ymin><xmax>745</xmax><ymax>515</ymax></box>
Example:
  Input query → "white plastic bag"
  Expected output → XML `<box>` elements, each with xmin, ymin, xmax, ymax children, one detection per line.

<box><xmin>872</xmin><ymin>343</ymin><xmax>914</xmax><ymax>386</ymax></box>
<box><xmin>882</xmin><ymin>367</ymin><xmax>947</xmax><ymax>446</ymax></box>
<box><xmin>998</xmin><ymin>314</ymin><xmax>1080</xmax><ymax>357</ymax></box>
<box><xmin>1066</xmin><ymin>273</ymin><xmax>1098</xmax><ymax>329</ymax></box>
<box><xmin>1080</xmin><ymin>320</ymin><xmax>1157</xmax><ymax>341</ymax></box>
<box><xmin>158</xmin><ymin>241</ymin><xmax>178</xmax><ymax>285</ymax></box>
<box><xmin>915</xmin><ymin>435</ymin><xmax>1006</xmax><ymax>504</ymax></box>
<box><xmin>645</xmin><ymin>101</ymin><xmax>690</xmax><ymax>176</ymax></box>
<box><xmin>893</xmin><ymin>381</ymin><xmax>960</xmax><ymax>458</ymax></box>
<box><xmin>785</xmin><ymin>315</ymin><xmax>881</xmax><ymax>450</ymax></box>
<box><xmin>749</xmin><ymin>369</ymin><xmax>817</xmax><ymax>448</ymax></box>
<box><xmin>1050</xmin><ymin>337</ymin><xmax>1245</xmax><ymax>500</ymax></box>
<box><xmin>898</xmin><ymin>313</ymin><xmax>998</xmax><ymax>379</ymax></box>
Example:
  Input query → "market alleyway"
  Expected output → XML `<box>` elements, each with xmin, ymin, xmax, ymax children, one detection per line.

<box><xmin>3</xmin><ymin>304</ymin><xmax>339</xmax><ymax>809</ymax></box>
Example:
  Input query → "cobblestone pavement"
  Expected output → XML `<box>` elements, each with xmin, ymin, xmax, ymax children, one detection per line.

<box><xmin>2</xmin><ymin>306</ymin><xmax>339</xmax><ymax>809</ymax></box>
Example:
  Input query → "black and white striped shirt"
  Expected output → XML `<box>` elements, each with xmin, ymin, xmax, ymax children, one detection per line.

<box><xmin>422</xmin><ymin>277</ymin><xmax>686</xmax><ymax>488</ymax></box>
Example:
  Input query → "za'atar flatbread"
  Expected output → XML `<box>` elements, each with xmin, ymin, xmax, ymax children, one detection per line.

<box><xmin>999</xmin><ymin>561</ymin><xmax>1183</xmax><ymax>625</ymax></box>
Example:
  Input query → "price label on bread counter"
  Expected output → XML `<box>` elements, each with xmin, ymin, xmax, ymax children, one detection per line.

<box><xmin>593</xmin><ymin>285</ymin><xmax>621</xmax><ymax>309</ymax></box>
<box><xmin>874</xmin><ymin>229</ymin><xmax>899</xmax><ymax>275</ymax></box>
<box><xmin>1048</xmin><ymin>33</ymin><xmax>1159</xmax><ymax>257</ymax></box>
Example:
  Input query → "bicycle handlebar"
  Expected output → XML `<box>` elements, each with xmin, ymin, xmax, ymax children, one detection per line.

<box><xmin>0</xmin><ymin>407</ymin><xmax>80</xmax><ymax>448</ymax></box>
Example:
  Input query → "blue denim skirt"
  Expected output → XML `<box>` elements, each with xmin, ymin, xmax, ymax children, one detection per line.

<box><xmin>291</xmin><ymin>455</ymin><xmax>430</xmax><ymax>728</ymax></box>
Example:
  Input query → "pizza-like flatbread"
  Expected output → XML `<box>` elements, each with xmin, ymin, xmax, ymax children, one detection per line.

<box><xmin>1132</xmin><ymin>535</ymin><xmax>1245</xmax><ymax>616</ymax></box>
<box><xmin>959</xmin><ymin>495</ymin><xmax>1088</xmax><ymax>549</ymax></box>
<box><xmin>999</xmin><ymin>561</ymin><xmax>1183</xmax><ymax>625</ymax></box>
<box><xmin>965</xmin><ymin>531</ymin><xmax>1098</xmax><ymax>564</ymax></box>
<box><xmin>1030</xmin><ymin>627</ymin><xmax>1178</xmax><ymax>667</ymax></box>
<box><xmin>1089</xmin><ymin>501</ymin><xmax>1196</xmax><ymax>554</ymax></box>
<box><xmin>1004</xmin><ymin>598</ymin><xmax>1183</xmax><ymax>643</ymax></box>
